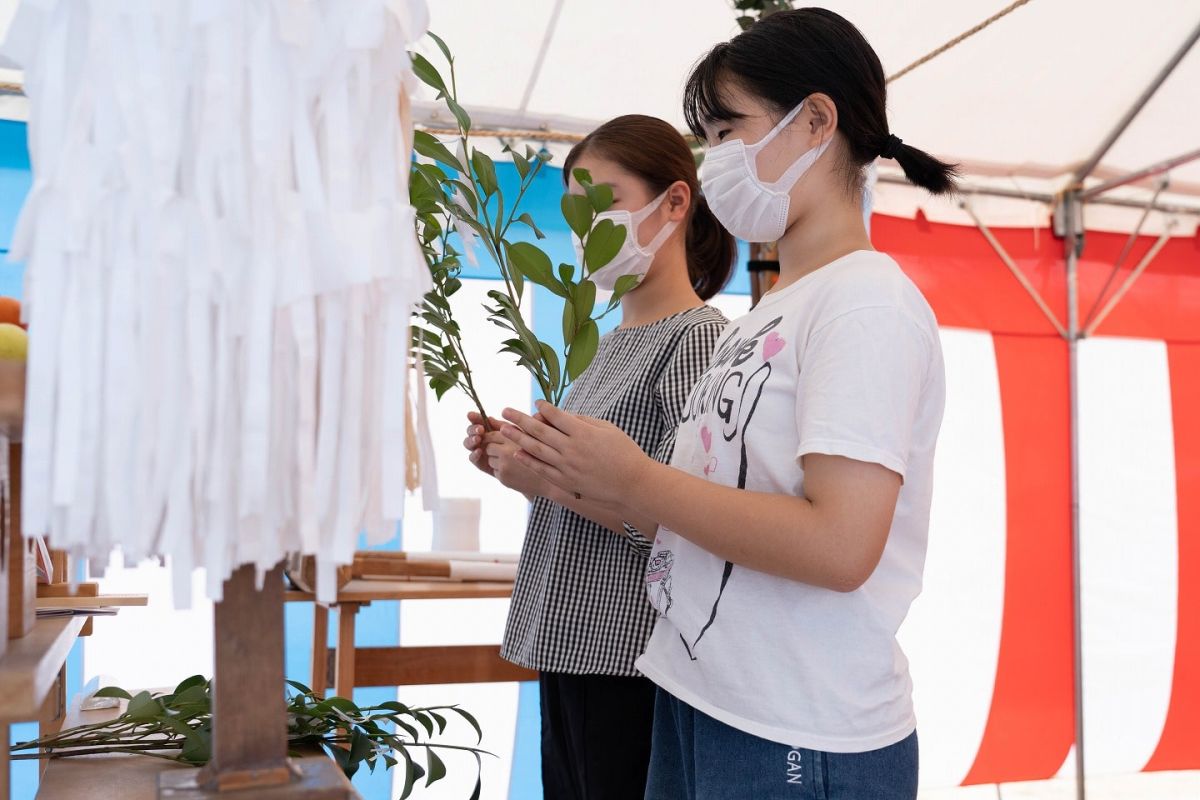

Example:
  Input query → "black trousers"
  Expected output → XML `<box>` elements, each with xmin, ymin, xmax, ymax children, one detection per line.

<box><xmin>539</xmin><ymin>671</ymin><xmax>657</xmax><ymax>800</ymax></box>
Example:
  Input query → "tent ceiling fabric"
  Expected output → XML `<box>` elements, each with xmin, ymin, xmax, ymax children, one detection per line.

<box><xmin>2</xmin><ymin>1</ymin><xmax>1198</xmax><ymax>225</ymax></box>
<box><xmin>414</xmin><ymin>0</ymin><xmax>1200</xmax><ymax>220</ymax></box>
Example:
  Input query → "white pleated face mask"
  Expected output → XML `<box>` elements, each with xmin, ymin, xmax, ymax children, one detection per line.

<box><xmin>698</xmin><ymin>100</ymin><xmax>829</xmax><ymax>243</ymax></box>
<box><xmin>572</xmin><ymin>190</ymin><xmax>678</xmax><ymax>292</ymax></box>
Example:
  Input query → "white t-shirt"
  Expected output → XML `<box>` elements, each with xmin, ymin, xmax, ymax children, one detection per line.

<box><xmin>636</xmin><ymin>250</ymin><xmax>946</xmax><ymax>754</ymax></box>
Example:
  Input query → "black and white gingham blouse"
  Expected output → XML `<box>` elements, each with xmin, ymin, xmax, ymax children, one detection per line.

<box><xmin>501</xmin><ymin>305</ymin><xmax>728</xmax><ymax>676</ymax></box>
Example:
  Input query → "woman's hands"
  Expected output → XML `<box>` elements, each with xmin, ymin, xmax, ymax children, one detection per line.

<box><xmin>463</xmin><ymin>411</ymin><xmax>556</xmax><ymax>500</ymax></box>
<box><xmin>498</xmin><ymin>401</ymin><xmax>653</xmax><ymax>506</ymax></box>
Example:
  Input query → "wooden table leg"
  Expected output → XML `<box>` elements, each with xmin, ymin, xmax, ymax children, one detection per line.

<box><xmin>311</xmin><ymin>604</ymin><xmax>329</xmax><ymax>697</ymax></box>
<box><xmin>0</xmin><ymin>721</ymin><xmax>9</xmax><ymax>800</ymax></box>
<box><xmin>334</xmin><ymin>603</ymin><xmax>360</xmax><ymax>700</ymax></box>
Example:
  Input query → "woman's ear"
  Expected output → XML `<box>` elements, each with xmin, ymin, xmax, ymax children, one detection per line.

<box><xmin>665</xmin><ymin>180</ymin><xmax>691</xmax><ymax>222</ymax></box>
<box><xmin>804</xmin><ymin>93</ymin><xmax>839</xmax><ymax>145</ymax></box>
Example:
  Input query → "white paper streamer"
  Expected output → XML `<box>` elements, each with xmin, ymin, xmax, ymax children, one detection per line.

<box><xmin>4</xmin><ymin>0</ymin><xmax>432</xmax><ymax>605</ymax></box>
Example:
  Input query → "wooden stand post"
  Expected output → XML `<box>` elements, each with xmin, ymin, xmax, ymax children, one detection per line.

<box><xmin>157</xmin><ymin>563</ymin><xmax>356</xmax><ymax>799</ymax></box>
<box><xmin>7</xmin><ymin>443</ymin><xmax>34</xmax><ymax>641</ymax></box>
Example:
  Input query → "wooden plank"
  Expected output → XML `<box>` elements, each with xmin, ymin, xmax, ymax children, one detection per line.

<box><xmin>284</xmin><ymin>579</ymin><xmax>515</xmax><ymax>604</ymax></box>
<box><xmin>37</xmin><ymin>583</ymin><xmax>99</xmax><ymax>599</ymax></box>
<box><xmin>49</xmin><ymin>550</ymin><xmax>70</xmax><ymax>585</ymax></box>
<box><xmin>7</xmin><ymin>444</ymin><xmax>35</xmax><ymax>639</ymax></box>
<box><xmin>0</xmin><ymin>616</ymin><xmax>85</xmax><ymax>722</ymax></box>
<box><xmin>334</xmin><ymin>604</ymin><xmax>359</xmax><ymax>700</ymax></box>
<box><xmin>311</xmin><ymin>604</ymin><xmax>329</xmax><ymax>698</ymax></box>
<box><xmin>37</xmin><ymin>666</ymin><xmax>66</xmax><ymax>780</ymax></box>
<box><xmin>352</xmin><ymin>645</ymin><xmax>537</xmax><ymax>687</ymax></box>
<box><xmin>36</xmin><ymin>594</ymin><xmax>148</xmax><ymax>609</ymax></box>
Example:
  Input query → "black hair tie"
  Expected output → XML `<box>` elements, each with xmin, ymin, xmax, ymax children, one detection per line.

<box><xmin>880</xmin><ymin>134</ymin><xmax>904</xmax><ymax>160</ymax></box>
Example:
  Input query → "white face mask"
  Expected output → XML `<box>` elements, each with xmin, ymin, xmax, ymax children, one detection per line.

<box><xmin>572</xmin><ymin>190</ymin><xmax>678</xmax><ymax>292</ymax></box>
<box><xmin>698</xmin><ymin>100</ymin><xmax>829</xmax><ymax>243</ymax></box>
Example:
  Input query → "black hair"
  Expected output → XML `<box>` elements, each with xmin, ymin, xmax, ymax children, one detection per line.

<box><xmin>683</xmin><ymin>7</ymin><xmax>958</xmax><ymax>195</ymax></box>
<box><xmin>564</xmin><ymin>114</ymin><xmax>737</xmax><ymax>300</ymax></box>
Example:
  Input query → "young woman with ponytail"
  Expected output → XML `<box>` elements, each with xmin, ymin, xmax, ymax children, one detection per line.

<box><xmin>463</xmin><ymin>114</ymin><xmax>736</xmax><ymax>799</ymax></box>
<box><xmin>497</xmin><ymin>9</ymin><xmax>955</xmax><ymax>799</ymax></box>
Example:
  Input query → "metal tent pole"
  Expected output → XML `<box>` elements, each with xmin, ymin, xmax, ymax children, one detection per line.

<box><xmin>1080</xmin><ymin>146</ymin><xmax>1200</xmax><ymax>200</ymax></box>
<box><xmin>1063</xmin><ymin>189</ymin><xmax>1086</xmax><ymax>800</ymax></box>
<box><xmin>1071</xmin><ymin>21</ymin><xmax>1200</xmax><ymax>186</ymax></box>
<box><xmin>1059</xmin><ymin>26</ymin><xmax>1200</xmax><ymax>800</ymax></box>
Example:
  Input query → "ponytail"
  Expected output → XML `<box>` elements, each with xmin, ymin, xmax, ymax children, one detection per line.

<box><xmin>686</xmin><ymin>194</ymin><xmax>737</xmax><ymax>300</ymax></box>
<box><xmin>878</xmin><ymin>134</ymin><xmax>958</xmax><ymax>196</ymax></box>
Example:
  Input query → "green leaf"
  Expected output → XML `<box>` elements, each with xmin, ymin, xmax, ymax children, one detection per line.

<box><xmin>412</xmin><ymin>161</ymin><xmax>449</xmax><ymax>189</ymax></box>
<box><xmin>540</xmin><ymin>342</ymin><xmax>561</xmax><ymax>390</ymax></box>
<box><xmin>173</xmin><ymin>685</ymin><xmax>210</xmax><ymax>706</ymax></box>
<box><xmin>510</xmin><ymin>148</ymin><xmax>531</xmax><ymax>180</ymax></box>
<box><xmin>571</xmin><ymin>167</ymin><xmax>593</xmax><ymax>185</ymax></box>
<box><xmin>470</xmin><ymin>753</ymin><xmax>483</xmax><ymax>800</ymax></box>
<box><xmin>400</xmin><ymin>752</ymin><xmax>426</xmax><ymax>800</ymax></box>
<box><xmin>573</xmin><ymin>279</ymin><xmax>597</xmax><ymax>322</ymax></box>
<box><xmin>285</xmin><ymin>680</ymin><xmax>313</xmax><ymax>697</ymax></box>
<box><xmin>505</xmin><ymin>241</ymin><xmax>555</xmax><ymax>287</ymax></box>
<box><xmin>558</xmin><ymin>263</ymin><xmax>575</xmax><ymax>284</ymax></box>
<box><xmin>409</xmin><ymin>52</ymin><xmax>447</xmax><ymax>95</ymax></box>
<box><xmin>413</xmin><ymin>130</ymin><xmax>463</xmax><ymax>172</ymax></box>
<box><xmin>94</xmin><ymin>687</ymin><xmax>133</xmax><ymax>701</ymax></box>
<box><xmin>173</xmin><ymin>675</ymin><xmax>208</xmax><ymax>696</ymax></box>
<box><xmin>516</xmin><ymin>212</ymin><xmax>545</xmax><ymax>239</ymax></box>
<box><xmin>413</xmin><ymin>712</ymin><xmax>435</xmax><ymax>738</ymax></box>
<box><xmin>445</xmin><ymin>277</ymin><xmax>463</xmax><ymax>296</ymax></box>
<box><xmin>426</xmin><ymin>749</ymin><xmax>447</xmax><ymax>786</ymax></box>
<box><xmin>561</xmin><ymin>302</ymin><xmax>576</xmax><ymax>344</ymax></box>
<box><xmin>452</xmin><ymin>707</ymin><xmax>484</xmax><ymax>744</ymax></box>
<box><xmin>322</xmin><ymin>696</ymin><xmax>361</xmax><ymax>717</ymax></box>
<box><xmin>567</xmin><ymin>320</ymin><xmax>599</xmax><ymax>381</ymax></box>
<box><xmin>349</xmin><ymin>730</ymin><xmax>374</xmax><ymax>769</ymax></box>
<box><xmin>471</xmin><ymin>149</ymin><xmax>498</xmax><ymax>197</ymax></box>
<box><xmin>583</xmin><ymin>217</ymin><xmax>627</xmax><ymax>273</ymax></box>
<box><xmin>584</xmin><ymin>181</ymin><xmax>614</xmax><ymax>213</ymax></box>
<box><xmin>426</xmin><ymin>31</ymin><xmax>454</xmax><ymax>65</ymax></box>
<box><xmin>125</xmin><ymin>691</ymin><xmax>161</xmax><ymax>721</ymax></box>
<box><xmin>560</xmin><ymin>193</ymin><xmax>593</xmax><ymax>240</ymax></box>
<box><xmin>448</xmin><ymin>180</ymin><xmax>479</xmax><ymax>213</ymax></box>
<box><xmin>179</xmin><ymin>727</ymin><xmax>212</xmax><ymax>765</ymax></box>
<box><xmin>446</xmin><ymin>95</ymin><xmax>472</xmax><ymax>134</ymax></box>
<box><xmin>330</xmin><ymin>743</ymin><xmax>356</xmax><ymax>778</ymax></box>
<box><xmin>606</xmin><ymin>273</ymin><xmax>643</xmax><ymax>313</ymax></box>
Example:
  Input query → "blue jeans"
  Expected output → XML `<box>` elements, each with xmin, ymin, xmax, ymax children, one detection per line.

<box><xmin>644</xmin><ymin>689</ymin><xmax>918</xmax><ymax>800</ymax></box>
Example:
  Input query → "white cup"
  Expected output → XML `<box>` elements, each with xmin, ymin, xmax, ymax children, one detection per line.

<box><xmin>432</xmin><ymin>497</ymin><xmax>481</xmax><ymax>552</ymax></box>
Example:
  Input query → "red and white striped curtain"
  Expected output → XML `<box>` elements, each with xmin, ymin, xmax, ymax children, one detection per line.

<box><xmin>883</xmin><ymin>213</ymin><xmax>1200</xmax><ymax>787</ymax></box>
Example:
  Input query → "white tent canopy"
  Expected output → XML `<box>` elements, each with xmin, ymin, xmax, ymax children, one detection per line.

<box><xmin>406</xmin><ymin>0</ymin><xmax>1200</xmax><ymax>233</ymax></box>
<box><xmin>3</xmin><ymin>0</ymin><xmax>1198</xmax><ymax>231</ymax></box>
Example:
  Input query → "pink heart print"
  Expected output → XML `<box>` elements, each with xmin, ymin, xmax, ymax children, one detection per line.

<box><xmin>700</xmin><ymin>426</ymin><xmax>712</xmax><ymax>453</ymax></box>
<box><xmin>704</xmin><ymin>457</ymin><xmax>718</xmax><ymax>477</ymax></box>
<box><xmin>763</xmin><ymin>331</ymin><xmax>786</xmax><ymax>360</ymax></box>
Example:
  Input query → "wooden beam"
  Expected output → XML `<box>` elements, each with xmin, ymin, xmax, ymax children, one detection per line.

<box><xmin>334</xmin><ymin>604</ymin><xmax>360</xmax><ymax>700</ymax></box>
<box><xmin>311</xmin><ymin>604</ymin><xmax>329</xmax><ymax>698</ymax></box>
<box><xmin>0</xmin><ymin>616</ymin><xmax>85</xmax><ymax>722</ymax></box>
<box><xmin>352</xmin><ymin>645</ymin><xmax>537</xmax><ymax>687</ymax></box>
<box><xmin>8</xmin><ymin>444</ymin><xmax>35</xmax><ymax>639</ymax></box>
<box><xmin>196</xmin><ymin>563</ymin><xmax>292</xmax><ymax>793</ymax></box>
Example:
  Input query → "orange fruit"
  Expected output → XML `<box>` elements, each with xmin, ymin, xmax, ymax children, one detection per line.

<box><xmin>0</xmin><ymin>297</ymin><xmax>23</xmax><ymax>330</ymax></box>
